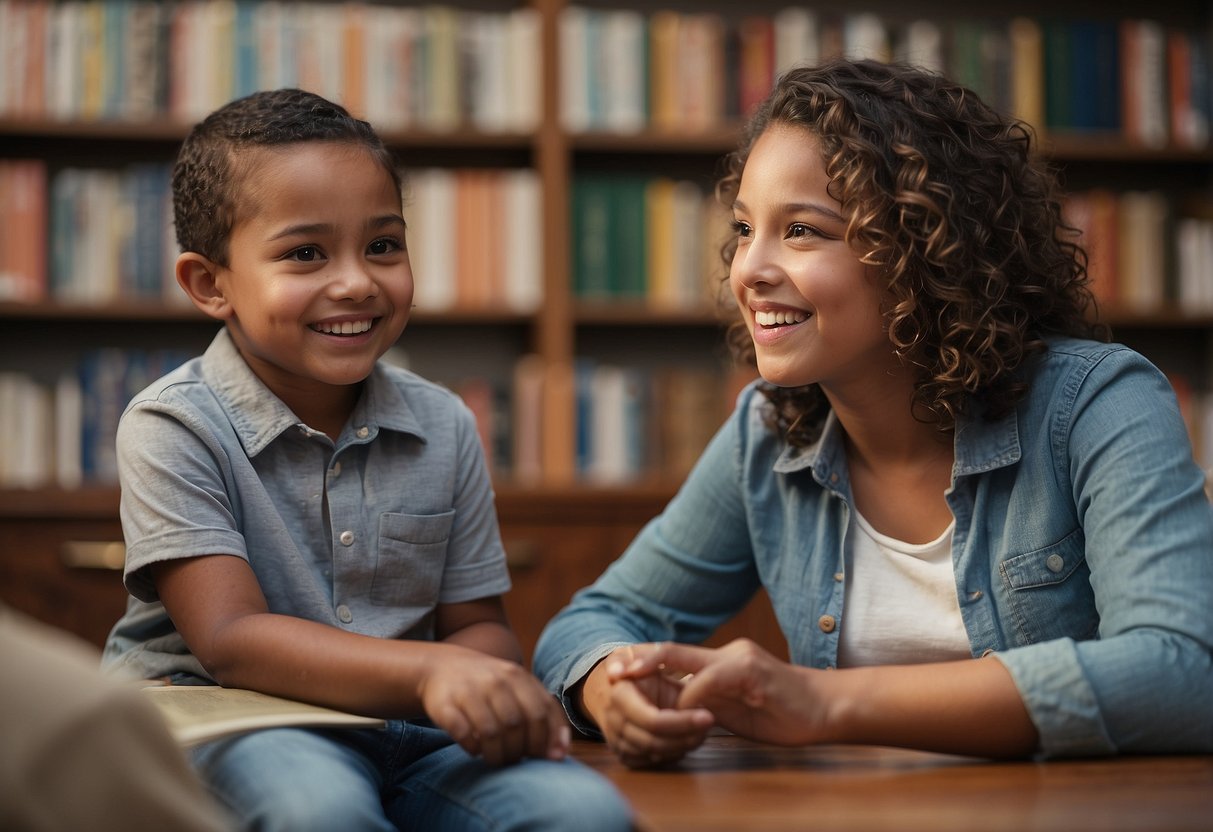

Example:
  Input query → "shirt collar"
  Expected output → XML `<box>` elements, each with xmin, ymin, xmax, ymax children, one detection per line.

<box><xmin>201</xmin><ymin>328</ymin><xmax>427</xmax><ymax>458</ymax></box>
<box><xmin>771</xmin><ymin>403</ymin><xmax>1022</xmax><ymax>480</ymax></box>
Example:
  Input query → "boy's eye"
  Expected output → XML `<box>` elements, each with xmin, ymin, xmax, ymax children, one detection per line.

<box><xmin>368</xmin><ymin>237</ymin><xmax>403</xmax><ymax>256</ymax></box>
<box><xmin>731</xmin><ymin>220</ymin><xmax>752</xmax><ymax>238</ymax></box>
<box><xmin>289</xmin><ymin>245</ymin><xmax>321</xmax><ymax>262</ymax></box>
<box><xmin>788</xmin><ymin>223</ymin><xmax>817</xmax><ymax>239</ymax></box>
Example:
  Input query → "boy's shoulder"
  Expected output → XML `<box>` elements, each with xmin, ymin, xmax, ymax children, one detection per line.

<box><xmin>369</xmin><ymin>361</ymin><xmax>470</xmax><ymax>422</ymax></box>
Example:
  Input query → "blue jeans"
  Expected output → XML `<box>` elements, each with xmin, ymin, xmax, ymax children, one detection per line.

<box><xmin>191</xmin><ymin>721</ymin><xmax>632</xmax><ymax>832</ymax></box>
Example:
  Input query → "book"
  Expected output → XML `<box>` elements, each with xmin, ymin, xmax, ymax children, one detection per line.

<box><xmin>142</xmin><ymin>685</ymin><xmax>385</xmax><ymax>748</ymax></box>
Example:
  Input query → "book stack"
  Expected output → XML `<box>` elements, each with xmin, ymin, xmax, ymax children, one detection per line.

<box><xmin>405</xmin><ymin>168</ymin><xmax>542</xmax><ymax>314</ymax></box>
<box><xmin>1064</xmin><ymin>189</ymin><xmax>1213</xmax><ymax>314</ymax></box>
<box><xmin>0</xmin><ymin>348</ymin><xmax>189</xmax><ymax>489</ymax></box>
<box><xmin>570</xmin><ymin>174</ymin><xmax>730</xmax><ymax>309</ymax></box>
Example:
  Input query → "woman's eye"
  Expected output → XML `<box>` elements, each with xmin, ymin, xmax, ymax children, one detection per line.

<box><xmin>289</xmin><ymin>245</ymin><xmax>321</xmax><ymax>262</ymax></box>
<box><xmin>788</xmin><ymin>223</ymin><xmax>817</xmax><ymax>239</ymax></box>
<box><xmin>731</xmin><ymin>220</ymin><xmax>752</xmax><ymax>239</ymax></box>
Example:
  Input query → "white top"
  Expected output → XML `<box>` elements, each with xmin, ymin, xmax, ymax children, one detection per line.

<box><xmin>836</xmin><ymin>509</ymin><xmax>972</xmax><ymax>668</ymax></box>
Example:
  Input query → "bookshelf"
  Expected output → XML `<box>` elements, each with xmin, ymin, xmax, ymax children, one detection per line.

<box><xmin>1</xmin><ymin>0</ymin><xmax>1211</xmax><ymax>656</ymax></box>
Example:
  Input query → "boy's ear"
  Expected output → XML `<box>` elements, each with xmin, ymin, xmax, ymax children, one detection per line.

<box><xmin>176</xmin><ymin>252</ymin><xmax>233</xmax><ymax>320</ymax></box>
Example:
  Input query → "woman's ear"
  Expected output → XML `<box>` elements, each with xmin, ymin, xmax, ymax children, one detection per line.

<box><xmin>176</xmin><ymin>252</ymin><xmax>233</xmax><ymax>320</ymax></box>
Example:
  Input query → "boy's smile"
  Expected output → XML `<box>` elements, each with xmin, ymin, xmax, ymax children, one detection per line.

<box><xmin>198</xmin><ymin>142</ymin><xmax>413</xmax><ymax>431</ymax></box>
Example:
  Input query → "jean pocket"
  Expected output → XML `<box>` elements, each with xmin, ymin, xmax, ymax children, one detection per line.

<box><xmin>369</xmin><ymin>510</ymin><xmax>455</xmax><ymax>608</ymax></box>
<box><xmin>998</xmin><ymin>528</ymin><xmax>1099</xmax><ymax>644</ymax></box>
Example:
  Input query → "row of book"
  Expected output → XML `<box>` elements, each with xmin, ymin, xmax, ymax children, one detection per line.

<box><xmin>0</xmin><ymin>0</ymin><xmax>540</xmax><ymax>132</ymax></box>
<box><xmin>1064</xmin><ymin>189</ymin><xmax>1213</xmax><ymax>314</ymax></box>
<box><xmin>560</xmin><ymin>7</ymin><xmax>1211</xmax><ymax>149</ymax></box>
<box><xmin>572</xmin><ymin>174</ymin><xmax>731</xmax><ymax>307</ymax></box>
<box><xmin>0</xmin><ymin>160</ymin><xmax>181</xmax><ymax>304</ymax></box>
<box><xmin>0</xmin><ymin>348</ymin><xmax>744</xmax><ymax>489</ymax></box>
<box><xmin>0</xmin><ymin>348</ymin><xmax>189</xmax><ymax>489</ymax></box>
<box><xmin>4</xmin><ymin>347</ymin><xmax>1209</xmax><ymax>491</ymax></box>
<box><xmin>0</xmin><ymin>160</ymin><xmax>543</xmax><ymax>312</ymax></box>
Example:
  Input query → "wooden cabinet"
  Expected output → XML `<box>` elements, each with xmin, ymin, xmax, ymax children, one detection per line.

<box><xmin>0</xmin><ymin>486</ymin><xmax>785</xmax><ymax>666</ymax></box>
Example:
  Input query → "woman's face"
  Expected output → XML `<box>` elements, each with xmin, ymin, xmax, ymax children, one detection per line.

<box><xmin>728</xmin><ymin>124</ymin><xmax>899</xmax><ymax>396</ymax></box>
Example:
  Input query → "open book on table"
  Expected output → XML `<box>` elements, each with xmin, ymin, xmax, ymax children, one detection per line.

<box><xmin>142</xmin><ymin>685</ymin><xmax>386</xmax><ymax>747</ymax></box>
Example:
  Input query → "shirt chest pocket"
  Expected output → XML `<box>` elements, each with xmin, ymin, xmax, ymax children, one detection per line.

<box><xmin>370</xmin><ymin>510</ymin><xmax>455</xmax><ymax>608</ymax></box>
<box><xmin>998</xmin><ymin>528</ymin><xmax>1099</xmax><ymax>645</ymax></box>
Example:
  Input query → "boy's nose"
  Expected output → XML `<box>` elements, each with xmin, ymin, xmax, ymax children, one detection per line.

<box><xmin>330</xmin><ymin>263</ymin><xmax>379</xmax><ymax>301</ymax></box>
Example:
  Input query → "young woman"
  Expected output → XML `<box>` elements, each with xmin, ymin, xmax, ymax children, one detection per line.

<box><xmin>534</xmin><ymin>59</ymin><xmax>1213</xmax><ymax>767</ymax></box>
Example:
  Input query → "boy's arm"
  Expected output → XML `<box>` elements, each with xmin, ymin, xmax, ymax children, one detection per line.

<box><xmin>152</xmin><ymin>554</ymin><xmax>568</xmax><ymax>764</ymax></box>
<box><xmin>435</xmin><ymin>596</ymin><xmax>525</xmax><ymax>664</ymax></box>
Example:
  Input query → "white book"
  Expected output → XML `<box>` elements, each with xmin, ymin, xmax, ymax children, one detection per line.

<box><xmin>55</xmin><ymin>372</ymin><xmax>83</xmax><ymax>490</ymax></box>
<box><xmin>601</xmin><ymin>10</ymin><xmax>646</xmax><ymax>133</ymax></box>
<box><xmin>503</xmin><ymin>169</ymin><xmax>542</xmax><ymax>313</ymax></box>
<box><xmin>899</xmin><ymin>20</ymin><xmax>944</xmax><ymax>75</ymax></box>
<box><xmin>672</xmin><ymin>181</ymin><xmax>707</xmax><ymax>305</ymax></box>
<box><xmin>559</xmin><ymin>6</ymin><xmax>590</xmax><ymax>132</ymax></box>
<box><xmin>423</xmin><ymin>6</ymin><xmax>460</xmax><ymax>132</ymax></box>
<box><xmin>48</xmin><ymin>1</ymin><xmax>81</xmax><ymax>120</ymax></box>
<box><xmin>774</xmin><ymin>7</ymin><xmax>819</xmax><ymax>74</ymax></box>
<box><xmin>1136</xmin><ymin>20</ymin><xmax>1169</xmax><ymax>149</ymax></box>
<box><xmin>143</xmin><ymin>686</ymin><xmax>385</xmax><ymax>748</ymax></box>
<box><xmin>467</xmin><ymin>12</ymin><xmax>508</xmax><ymax>133</ymax></box>
<box><xmin>844</xmin><ymin>13</ymin><xmax>889</xmax><ymax>63</ymax></box>
<box><xmin>505</xmin><ymin>8</ymin><xmax>540</xmax><ymax>132</ymax></box>
<box><xmin>405</xmin><ymin>169</ymin><xmax>457</xmax><ymax>312</ymax></box>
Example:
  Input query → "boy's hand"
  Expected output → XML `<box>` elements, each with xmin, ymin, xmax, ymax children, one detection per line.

<box><xmin>419</xmin><ymin>649</ymin><xmax>571</xmax><ymax>766</ymax></box>
<box><xmin>580</xmin><ymin>645</ymin><xmax>714</xmax><ymax>768</ymax></box>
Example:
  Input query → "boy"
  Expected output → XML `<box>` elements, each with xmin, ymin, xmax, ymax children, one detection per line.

<box><xmin>102</xmin><ymin>89</ymin><xmax>630</xmax><ymax>831</ymax></box>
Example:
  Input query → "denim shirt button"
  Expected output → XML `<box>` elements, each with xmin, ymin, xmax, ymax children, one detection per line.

<box><xmin>981</xmin><ymin>648</ymin><xmax>996</xmax><ymax>657</ymax></box>
<box><xmin>339</xmin><ymin>530</ymin><xmax>355</xmax><ymax>546</ymax></box>
<box><xmin>969</xmin><ymin>590</ymin><xmax>984</xmax><ymax>601</ymax></box>
<box><xmin>1046</xmin><ymin>553</ymin><xmax>1065</xmax><ymax>573</ymax></box>
<box><xmin>818</xmin><ymin>614</ymin><xmax>837</xmax><ymax>633</ymax></box>
<box><xmin>833</xmin><ymin>572</ymin><xmax>844</xmax><ymax>582</ymax></box>
<box><xmin>336</xmin><ymin>604</ymin><xmax>353</xmax><ymax>624</ymax></box>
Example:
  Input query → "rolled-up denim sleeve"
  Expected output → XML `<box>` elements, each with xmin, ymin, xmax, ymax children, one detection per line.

<box><xmin>533</xmin><ymin>400</ymin><xmax>763</xmax><ymax>734</ymax></box>
<box><xmin>994</xmin><ymin>349</ymin><xmax>1213</xmax><ymax>757</ymax></box>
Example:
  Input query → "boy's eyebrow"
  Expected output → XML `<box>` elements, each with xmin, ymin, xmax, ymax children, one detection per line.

<box><xmin>733</xmin><ymin>198</ymin><xmax>845</xmax><ymax>222</ymax></box>
<box><xmin>266</xmin><ymin>214</ymin><xmax>406</xmax><ymax>241</ymax></box>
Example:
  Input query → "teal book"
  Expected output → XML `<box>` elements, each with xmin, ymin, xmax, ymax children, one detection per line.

<box><xmin>611</xmin><ymin>176</ymin><xmax>648</xmax><ymax>300</ymax></box>
<box><xmin>572</xmin><ymin>176</ymin><xmax>614</xmax><ymax>299</ymax></box>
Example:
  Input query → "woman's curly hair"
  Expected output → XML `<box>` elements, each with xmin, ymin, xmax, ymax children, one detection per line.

<box><xmin>717</xmin><ymin>59</ymin><xmax>1107</xmax><ymax>448</ymax></box>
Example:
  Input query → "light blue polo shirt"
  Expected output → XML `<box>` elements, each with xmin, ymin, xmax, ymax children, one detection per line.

<box><xmin>102</xmin><ymin>328</ymin><xmax>511</xmax><ymax>682</ymax></box>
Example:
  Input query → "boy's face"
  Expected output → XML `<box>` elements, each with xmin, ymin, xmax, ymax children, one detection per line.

<box><xmin>213</xmin><ymin>143</ymin><xmax>412</xmax><ymax>405</ymax></box>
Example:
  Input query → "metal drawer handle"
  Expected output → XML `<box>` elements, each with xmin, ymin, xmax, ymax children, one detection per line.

<box><xmin>60</xmin><ymin>541</ymin><xmax>126</xmax><ymax>571</ymax></box>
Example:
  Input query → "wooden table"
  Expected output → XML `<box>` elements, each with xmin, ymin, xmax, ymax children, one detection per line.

<box><xmin>572</xmin><ymin>734</ymin><xmax>1213</xmax><ymax>832</ymax></box>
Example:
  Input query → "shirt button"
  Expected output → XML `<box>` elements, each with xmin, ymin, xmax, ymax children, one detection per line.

<box><xmin>356</xmin><ymin>426</ymin><xmax>370</xmax><ymax>439</ymax></box>
<box><xmin>969</xmin><ymin>590</ymin><xmax>984</xmax><ymax>601</ymax></box>
<box><xmin>1046</xmin><ymin>553</ymin><xmax>1065</xmax><ymax>573</ymax></box>
<box><xmin>981</xmin><ymin>648</ymin><xmax>996</xmax><ymax>657</ymax></box>
<box><xmin>330</xmin><ymin>462</ymin><xmax>342</xmax><ymax>477</ymax></box>
<box><xmin>339</xmin><ymin>530</ymin><xmax>355</xmax><ymax>546</ymax></box>
<box><xmin>833</xmin><ymin>572</ymin><xmax>844</xmax><ymax>582</ymax></box>
<box><xmin>336</xmin><ymin>604</ymin><xmax>353</xmax><ymax>623</ymax></box>
<box><xmin>818</xmin><ymin>614</ymin><xmax>837</xmax><ymax>633</ymax></box>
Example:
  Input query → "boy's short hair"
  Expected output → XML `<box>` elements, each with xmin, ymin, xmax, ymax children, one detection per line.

<box><xmin>172</xmin><ymin>88</ymin><xmax>402</xmax><ymax>266</ymax></box>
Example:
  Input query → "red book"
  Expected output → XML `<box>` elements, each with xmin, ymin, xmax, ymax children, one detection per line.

<box><xmin>737</xmin><ymin>16</ymin><xmax>775</xmax><ymax>118</ymax></box>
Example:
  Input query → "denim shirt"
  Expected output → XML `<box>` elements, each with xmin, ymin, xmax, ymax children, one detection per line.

<box><xmin>534</xmin><ymin>338</ymin><xmax>1213</xmax><ymax>757</ymax></box>
<box><xmin>102</xmin><ymin>329</ymin><xmax>510</xmax><ymax>682</ymax></box>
